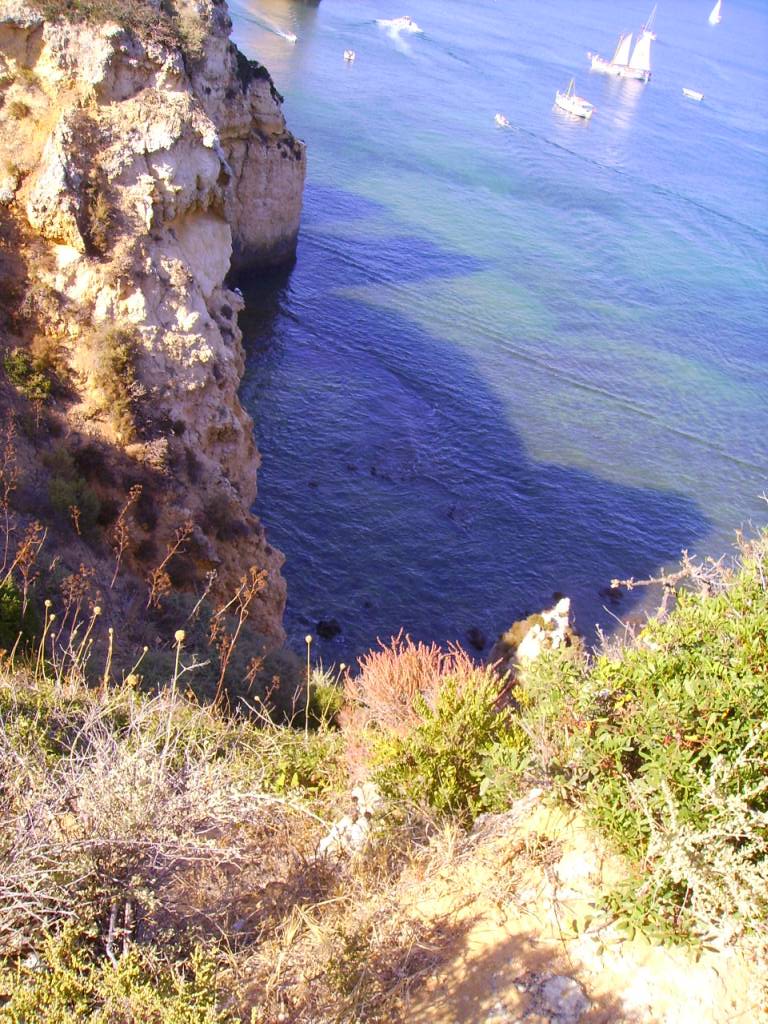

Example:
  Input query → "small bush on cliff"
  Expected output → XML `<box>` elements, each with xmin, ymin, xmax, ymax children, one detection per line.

<box><xmin>342</xmin><ymin>634</ymin><xmax>527</xmax><ymax>823</ymax></box>
<box><xmin>176</xmin><ymin>8</ymin><xmax>207</xmax><ymax>61</ymax></box>
<box><xmin>3</xmin><ymin>346</ymin><xmax>52</xmax><ymax>401</ymax></box>
<box><xmin>343</xmin><ymin>631</ymin><xmax>485</xmax><ymax>736</ymax></box>
<box><xmin>86</xmin><ymin>187</ymin><xmax>112</xmax><ymax>255</ymax></box>
<box><xmin>90</xmin><ymin>326</ymin><xmax>141</xmax><ymax>440</ymax></box>
<box><xmin>0</xmin><ymin>577</ymin><xmax>39</xmax><ymax>653</ymax></box>
<box><xmin>44</xmin><ymin>446</ymin><xmax>101</xmax><ymax>537</ymax></box>
<box><xmin>6</xmin><ymin>99</ymin><xmax>31</xmax><ymax>120</ymax></box>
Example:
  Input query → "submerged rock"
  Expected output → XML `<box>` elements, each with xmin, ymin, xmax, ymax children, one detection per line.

<box><xmin>466</xmin><ymin>626</ymin><xmax>487</xmax><ymax>651</ymax></box>
<box><xmin>317</xmin><ymin>618</ymin><xmax>341</xmax><ymax>640</ymax></box>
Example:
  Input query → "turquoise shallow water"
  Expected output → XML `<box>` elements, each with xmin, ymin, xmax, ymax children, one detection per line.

<box><xmin>231</xmin><ymin>0</ymin><xmax>768</xmax><ymax>661</ymax></box>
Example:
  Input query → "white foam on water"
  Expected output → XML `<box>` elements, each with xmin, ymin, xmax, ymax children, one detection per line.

<box><xmin>376</xmin><ymin>17</ymin><xmax>423</xmax><ymax>53</ymax></box>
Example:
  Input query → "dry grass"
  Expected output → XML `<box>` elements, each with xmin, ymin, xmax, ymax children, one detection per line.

<box><xmin>0</xmin><ymin>672</ymin><xmax>329</xmax><ymax>957</ymax></box>
<box><xmin>0</xmin><ymin>665</ymin><xmax>460</xmax><ymax>1021</ymax></box>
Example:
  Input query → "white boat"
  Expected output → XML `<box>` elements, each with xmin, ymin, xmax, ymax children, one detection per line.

<box><xmin>682</xmin><ymin>87</ymin><xmax>704</xmax><ymax>101</ymax></box>
<box><xmin>284</xmin><ymin>32</ymin><xmax>297</xmax><ymax>44</ymax></box>
<box><xmin>494</xmin><ymin>112</ymin><xmax>511</xmax><ymax>127</ymax></box>
<box><xmin>376</xmin><ymin>15</ymin><xmax>423</xmax><ymax>33</ymax></box>
<box><xmin>708</xmin><ymin>0</ymin><xmax>722</xmax><ymax>25</ymax></box>
<box><xmin>589</xmin><ymin>31</ymin><xmax>633</xmax><ymax>76</ymax></box>
<box><xmin>344</xmin><ymin>49</ymin><xmax>356</xmax><ymax>61</ymax></box>
<box><xmin>554</xmin><ymin>79</ymin><xmax>595</xmax><ymax>119</ymax></box>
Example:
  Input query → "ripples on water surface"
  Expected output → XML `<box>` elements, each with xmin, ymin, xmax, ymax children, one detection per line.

<box><xmin>231</xmin><ymin>0</ymin><xmax>768</xmax><ymax>661</ymax></box>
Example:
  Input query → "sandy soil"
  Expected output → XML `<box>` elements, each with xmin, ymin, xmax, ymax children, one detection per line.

<box><xmin>396</xmin><ymin>794</ymin><xmax>767</xmax><ymax>1024</ymax></box>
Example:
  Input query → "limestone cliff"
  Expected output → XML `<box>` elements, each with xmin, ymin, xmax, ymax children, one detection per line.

<box><xmin>0</xmin><ymin>0</ymin><xmax>306</xmax><ymax>651</ymax></box>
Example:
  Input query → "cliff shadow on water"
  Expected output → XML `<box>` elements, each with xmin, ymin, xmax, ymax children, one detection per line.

<box><xmin>236</xmin><ymin>183</ymin><xmax>711</xmax><ymax>663</ymax></box>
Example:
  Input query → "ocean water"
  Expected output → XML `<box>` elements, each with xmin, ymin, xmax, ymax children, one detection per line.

<box><xmin>230</xmin><ymin>0</ymin><xmax>768</xmax><ymax>662</ymax></box>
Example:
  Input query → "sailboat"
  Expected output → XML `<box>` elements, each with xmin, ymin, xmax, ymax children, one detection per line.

<box><xmin>620</xmin><ymin>6</ymin><xmax>656</xmax><ymax>81</ymax></box>
<box><xmin>708</xmin><ymin>0</ymin><xmax>722</xmax><ymax>25</ymax></box>
<box><xmin>589</xmin><ymin>31</ymin><xmax>633</xmax><ymax>75</ymax></box>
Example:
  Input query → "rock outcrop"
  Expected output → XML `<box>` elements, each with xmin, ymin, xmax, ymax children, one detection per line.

<box><xmin>0</xmin><ymin>0</ymin><xmax>306</xmax><ymax>648</ymax></box>
<box><xmin>490</xmin><ymin>597</ymin><xmax>579</xmax><ymax>680</ymax></box>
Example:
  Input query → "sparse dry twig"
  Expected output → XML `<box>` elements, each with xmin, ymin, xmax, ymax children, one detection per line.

<box><xmin>110</xmin><ymin>483</ymin><xmax>142</xmax><ymax>588</ymax></box>
<box><xmin>146</xmin><ymin>520</ymin><xmax>192</xmax><ymax>609</ymax></box>
<box><xmin>2</xmin><ymin>520</ymin><xmax>46</xmax><ymax>612</ymax></box>
<box><xmin>0</xmin><ymin>415</ymin><xmax>19</xmax><ymax>575</ymax></box>
<box><xmin>209</xmin><ymin>566</ymin><xmax>267</xmax><ymax>706</ymax></box>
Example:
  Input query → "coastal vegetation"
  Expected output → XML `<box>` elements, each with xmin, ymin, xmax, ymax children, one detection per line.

<box><xmin>35</xmin><ymin>0</ymin><xmax>207</xmax><ymax>59</ymax></box>
<box><xmin>0</xmin><ymin>523</ymin><xmax>764</xmax><ymax>1020</ymax></box>
<box><xmin>0</xmin><ymin>0</ymin><xmax>765</xmax><ymax>1018</ymax></box>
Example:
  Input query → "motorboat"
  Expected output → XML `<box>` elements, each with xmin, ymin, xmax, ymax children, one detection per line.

<box><xmin>494</xmin><ymin>113</ymin><xmax>511</xmax><ymax>127</ymax></box>
<box><xmin>709</xmin><ymin>0</ymin><xmax>722</xmax><ymax>25</ymax></box>
<box><xmin>376</xmin><ymin>15</ymin><xmax>423</xmax><ymax>32</ymax></box>
<box><xmin>344</xmin><ymin>49</ymin><xmax>356</xmax><ymax>61</ymax></box>
<box><xmin>554</xmin><ymin>79</ymin><xmax>595</xmax><ymax>119</ymax></box>
<box><xmin>682</xmin><ymin>88</ymin><xmax>704</xmax><ymax>101</ymax></box>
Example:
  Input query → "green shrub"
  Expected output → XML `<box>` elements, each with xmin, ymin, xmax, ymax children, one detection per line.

<box><xmin>0</xmin><ymin>925</ymin><xmax>234</xmax><ymax>1024</ymax></box>
<box><xmin>3</xmin><ymin>347</ymin><xmax>51</xmax><ymax>401</ymax></box>
<box><xmin>176</xmin><ymin>10</ymin><xmax>206</xmax><ymax>61</ymax></box>
<box><xmin>0</xmin><ymin>577</ymin><xmax>39</xmax><ymax>653</ymax></box>
<box><xmin>258</xmin><ymin>726</ymin><xmax>347</xmax><ymax>795</ymax></box>
<box><xmin>90</xmin><ymin>326</ymin><xmax>140</xmax><ymax>439</ymax></box>
<box><xmin>308</xmin><ymin>679</ymin><xmax>344</xmax><ymax>727</ymax></box>
<box><xmin>44</xmin><ymin>446</ymin><xmax>101</xmax><ymax>536</ymax></box>
<box><xmin>520</xmin><ymin>535</ymin><xmax>768</xmax><ymax>937</ymax></box>
<box><xmin>48</xmin><ymin>476</ymin><xmax>101</xmax><ymax>534</ymax></box>
<box><xmin>371</xmin><ymin>674</ymin><xmax>529</xmax><ymax>824</ymax></box>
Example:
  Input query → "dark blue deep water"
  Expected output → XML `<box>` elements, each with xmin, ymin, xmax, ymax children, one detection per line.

<box><xmin>231</xmin><ymin>0</ymin><xmax>768</xmax><ymax>661</ymax></box>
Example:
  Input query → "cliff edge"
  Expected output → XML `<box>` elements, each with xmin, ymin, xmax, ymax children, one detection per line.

<box><xmin>0</xmin><ymin>0</ymin><xmax>306</xmax><ymax>652</ymax></box>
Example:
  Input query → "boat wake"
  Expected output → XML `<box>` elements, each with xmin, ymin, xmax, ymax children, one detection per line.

<box><xmin>231</xmin><ymin>9</ymin><xmax>296</xmax><ymax>43</ymax></box>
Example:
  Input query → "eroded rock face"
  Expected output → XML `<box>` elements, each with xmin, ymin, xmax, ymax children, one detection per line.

<box><xmin>0</xmin><ymin>0</ymin><xmax>307</xmax><ymax>648</ymax></box>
